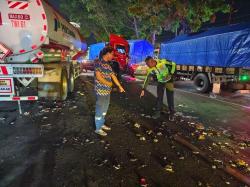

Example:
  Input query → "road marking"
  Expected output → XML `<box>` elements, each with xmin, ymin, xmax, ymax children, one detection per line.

<box><xmin>175</xmin><ymin>88</ymin><xmax>250</xmax><ymax>109</ymax></box>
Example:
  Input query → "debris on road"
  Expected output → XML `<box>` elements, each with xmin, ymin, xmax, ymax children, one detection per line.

<box><xmin>235</xmin><ymin>159</ymin><xmax>248</xmax><ymax>168</ymax></box>
<box><xmin>195</xmin><ymin>123</ymin><xmax>205</xmax><ymax>130</ymax></box>
<box><xmin>23</xmin><ymin>112</ymin><xmax>30</xmax><ymax>116</ymax></box>
<box><xmin>62</xmin><ymin>137</ymin><xmax>67</xmax><ymax>144</ymax></box>
<box><xmin>198</xmin><ymin>134</ymin><xmax>206</xmax><ymax>140</ymax></box>
<box><xmin>134</xmin><ymin>123</ymin><xmax>140</xmax><ymax>128</ymax></box>
<box><xmin>225</xmin><ymin>181</ymin><xmax>231</xmax><ymax>185</ymax></box>
<box><xmin>43</xmin><ymin>116</ymin><xmax>48</xmax><ymax>120</ymax></box>
<box><xmin>153</xmin><ymin>138</ymin><xmax>159</xmax><ymax>143</ymax></box>
<box><xmin>139</xmin><ymin>136</ymin><xmax>146</xmax><ymax>141</ymax></box>
<box><xmin>69</xmin><ymin>106</ymin><xmax>78</xmax><ymax>110</ymax></box>
<box><xmin>164</xmin><ymin>165</ymin><xmax>174</xmax><ymax>173</ymax></box>
<box><xmin>212</xmin><ymin>165</ymin><xmax>217</xmax><ymax>169</ymax></box>
<box><xmin>113</xmin><ymin>164</ymin><xmax>121</xmax><ymax>170</ymax></box>
<box><xmin>77</xmin><ymin>91</ymin><xmax>85</xmax><ymax>96</ymax></box>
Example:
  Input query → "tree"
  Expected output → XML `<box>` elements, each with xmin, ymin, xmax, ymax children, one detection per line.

<box><xmin>60</xmin><ymin>0</ymin><xmax>136</xmax><ymax>41</ymax></box>
<box><xmin>60</xmin><ymin>0</ymin><xmax>230</xmax><ymax>44</ymax></box>
<box><xmin>128</xmin><ymin>0</ymin><xmax>230</xmax><ymax>44</ymax></box>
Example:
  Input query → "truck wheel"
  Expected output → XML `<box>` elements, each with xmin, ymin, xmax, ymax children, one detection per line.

<box><xmin>68</xmin><ymin>67</ymin><xmax>75</xmax><ymax>93</ymax></box>
<box><xmin>59</xmin><ymin>69</ymin><xmax>68</xmax><ymax>100</ymax></box>
<box><xmin>193</xmin><ymin>73</ymin><xmax>211</xmax><ymax>93</ymax></box>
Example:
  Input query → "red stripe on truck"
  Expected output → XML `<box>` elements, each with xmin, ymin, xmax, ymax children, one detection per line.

<box><xmin>40</xmin><ymin>36</ymin><xmax>45</xmax><ymax>42</ymax></box>
<box><xmin>36</xmin><ymin>0</ymin><xmax>41</xmax><ymax>6</ymax></box>
<box><xmin>32</xmin><ymin>45</ymin><xmax>37</xmax><ymax>49</ymax></box>
<box><xmin>42</xmin><ymin>13</ymin><xmax>46</xmax><ymax>20</ymax></box>
<box><xmin>19</xmin><ymin>3</ymin><xmax>28</xmax><ymax>10</ymax></box>
<box><xmin>28</xmin><ymin>96</ymin><xmax>36</xmax><ymax>100</ymax></box>
<box><xmin>0</xmin><ymin>12</ymin><xmax>2</xmax><ymax>26</ymax></box>
<box><xmin>1</xmin><ymin>66</ymin><xmax>8</xmax><ymax>75</ymax></box>
<box><xmin>9</xmin><ymin>2</ymin><xmax>21</xmax><ymax>8</ymax></box>
<box><xmin>12</xmin><ymin>97</ymin><xmax>20</xmax><ymax>101</ymax></box>
<box><xmin>19</xmin><ymin>49</ymin><xmax>26</xmax><ymax>53</ymax></box>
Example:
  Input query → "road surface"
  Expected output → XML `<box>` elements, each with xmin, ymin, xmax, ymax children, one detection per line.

<box><xmin>0</xmin><ymin>74</ymin><xmax>249</xmax><ymax>187</ymax></box>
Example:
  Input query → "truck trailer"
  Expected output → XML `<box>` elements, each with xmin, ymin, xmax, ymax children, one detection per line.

<box><xmin>160</xmin><ymin>22</ymin><xmax>250</xmax><ymax>93</ymax></box>
<box><xmin>0</xmin><ymin>0</ymin><xmax>86</xmax><ymax>105</ymax></box>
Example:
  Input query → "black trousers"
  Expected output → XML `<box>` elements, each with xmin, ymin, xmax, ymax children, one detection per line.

<box><xmin>156</xmin><ymin>82</ymin><xmax>175</xmax><ymax>114</ymax></box>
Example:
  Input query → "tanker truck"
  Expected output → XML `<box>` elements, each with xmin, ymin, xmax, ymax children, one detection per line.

<box><xmin>0</xmin><ymin>0</ymin><xmax>86</xmax><ymax>104</ymax></box>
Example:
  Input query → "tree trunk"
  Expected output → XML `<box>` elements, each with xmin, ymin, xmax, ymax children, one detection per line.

<box><xmin>151</xmin><ymin>31</ymin><xmax>156</xmax><ymax>46</ymax></box>
<box><xmin>133</xmin><ymin>17</ymin><xmax>139</xmax><ymax>38</ymax></box>
<box><xmin>228</xmin><ymin>0</ymin><xmax>234</xmax><ymax>24</ymax></box>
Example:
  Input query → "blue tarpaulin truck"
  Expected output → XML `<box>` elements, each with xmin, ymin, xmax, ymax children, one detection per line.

<box><xmin>160</xmin><ymin>22</ymin><xmax>250</xmax><ymax>93</ymax></box>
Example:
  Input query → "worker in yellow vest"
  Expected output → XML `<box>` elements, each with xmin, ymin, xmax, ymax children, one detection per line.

<box><xmin>140</xmin><ymin>56</ymin><xmax>176</xmax><ymax>121</ymax></box>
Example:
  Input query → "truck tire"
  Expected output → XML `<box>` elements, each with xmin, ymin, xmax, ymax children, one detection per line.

<box><xmin>193</xmin><ymin>73</ymin><xmax>211</xmax><ymax>93</ymax></box>
<box><xmin>68</xmin><ymin>66</ymin><xmax>75</xmax><ymax>93</ymax></box>
<box><xmin>59</xmin><ymin>69</ymin><xmax>68</xmax><ymax>100</ymax></box>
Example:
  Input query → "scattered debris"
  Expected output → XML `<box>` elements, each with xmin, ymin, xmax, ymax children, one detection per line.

<box><xmin>195</xmin><ymin>123</ymin><xmax>205</xmax><ymax>130</ymax></box>
<box><xmin>197</xmin><ymin>181</ymin><xmax>202</xmax><ymax>186</ymax></box>
<box><xmin>77</xmin><ymin>91</ymin><xmax>85</xmax><ymax>96</ymax></box>
<box><xmin>140</xmin><ymin>178</ymin><xmax>148</xmax><ymax>187</ymax></box>
<box><xmin>146</xmin><ymin>130</ymin><xmax>153</xmax><ymax>135</ymax></box>
<box><xmin>153</xmin><ymin>139</ymin><xmax>158</xmax><ymax>143</ymax></box>
<box><xmin>192</xmin><ymin>151</ymin><xmax>200</xmax><ymax>155</ymax></box>
<box><xmin>128</xmin><ymin>152</ymin><xmax>138</xmax><ymax>162</ymax></box>
<box><xmin>70</xmin><ymin>106</ymin><xmax>78</xmax><ymax>110</ymax></box>
<box><xmin>134</xmin><ymin>123</ymin><xmax>140</xmax><ymax>128</ymax></box>
<box><xmin>164</xmin><ymin>165</ymin><xmax>174</xmax><ymax>173</ymax></box>
<box><xmin>235</xmin><ymin>150</ymin><xmax>239</xmax><ymax>154</ymax></box>
<box><xmin>235</xmin><ymin>159</ymin><xmax>248</xmax><ymax>168</ymax></box>
<box><xmin>98</xmin><ymin>159</ymin><xmax>108</xmax><ymax>167</ymax></box>
<box><xmin>23</xmin><ymin>112</ymin><xmax>30</xmax><ymax>116</ymax></box>
<box><xmin>41</xmin><ymin>124</ymin><xmax>52</xmax><ymax>128</ymax></box>
<box><xmin>0</xmin><ymin>117</ymin><xmax>6</xmax><ymax>121</ymax></box>
<box><xmin>238</xmin><ymin>143</ymin><xmax>247</xmax><ymax>150</ymax></box>
<box><xmin>157</xmin><ymin>132</ymin><xmax>163</xmax><ymax>136</ymax></box>
<box><xmin>113</xmin><ymin>164</ymin><xmax>121</xmax><ymax>170</ymax></box>
<box><xmin>62</xmin><ymin>137</ymin><xmax>67</xmax><ymax>144</ymax></box>
<box><xmin>198</xmin><ymin>135</ymin><xmax>205</xmax><ymax>140</ymax></box>
<box><xmin>139</xmin><ymin>137</ymin><xmax>146</xmax><ymax>141</ymax></box>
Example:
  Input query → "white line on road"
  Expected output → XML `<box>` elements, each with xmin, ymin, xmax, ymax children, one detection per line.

<box><xmin>175</xmin><ymin>88</ymin><xmax>250</xmax><ymax>109</ymax></box>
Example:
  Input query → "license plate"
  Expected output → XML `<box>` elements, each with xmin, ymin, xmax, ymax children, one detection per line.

<box><xmin>0</xmin><ymin>78</ymin><xmax>14</xmax><ymax>95</ymax></box>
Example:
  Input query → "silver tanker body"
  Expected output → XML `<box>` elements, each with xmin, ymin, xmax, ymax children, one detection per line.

<box><xmin>0</xmin><ymin>0</ymin><xmax>86</xmax><ymax>104</ymax></box>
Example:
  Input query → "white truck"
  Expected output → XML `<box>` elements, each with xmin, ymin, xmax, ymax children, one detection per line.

<box><xmin>0</xmin><ymin>0</ymin><xmax>86</xmax><ymax>108</ymax></box>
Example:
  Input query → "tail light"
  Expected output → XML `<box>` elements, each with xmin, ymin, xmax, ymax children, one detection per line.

<box><xmin>13</xmin><ymin>67</ymin><xmax>43</xmax><ymax>75</ymax></box>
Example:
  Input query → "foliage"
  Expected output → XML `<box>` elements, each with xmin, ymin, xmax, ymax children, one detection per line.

<box><xmin>60</xmin><ymin>0</ymin><xmax>230</xmax><ymax>43</ymax></box>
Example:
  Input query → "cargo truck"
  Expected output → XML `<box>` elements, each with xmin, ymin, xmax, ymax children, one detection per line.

<box><xmin>0</xmin><ymin>0</ymin><xmax>86</xmax><ymax>106</ymax></box>
<box><xmin>159</xmin><ymin>23</ymin><xmax>250</xmax><ymax>93</ymax></box>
